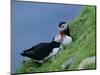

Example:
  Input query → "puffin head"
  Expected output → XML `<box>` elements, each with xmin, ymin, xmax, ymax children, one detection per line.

<box><xmin>58</xmin><ymin>22</ymin><xmax>70</xmax><ymax>36</ymax></box>
<box><xmin>52</xmin><ymin>34</ymin><xmax>62</xmax><ymax>43</ymax></box>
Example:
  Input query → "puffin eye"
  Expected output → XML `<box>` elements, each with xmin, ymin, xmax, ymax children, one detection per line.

<box><xmin>62</xmin><ymin>26</ymin><xmax>64</xmax><ymax>28</ymax></box>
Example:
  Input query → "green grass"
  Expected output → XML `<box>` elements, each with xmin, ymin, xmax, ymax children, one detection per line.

<box><xmin>84</xmin><ymin>63</ymin><xmax>96</xmax><ymax>69</ymax></box>
<box><xmin>16</xmin><ymin>6</ymin><xmax>96</xmax><ymax>73</ymax></box>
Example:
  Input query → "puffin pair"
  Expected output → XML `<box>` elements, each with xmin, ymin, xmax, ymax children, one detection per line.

<box><xmin>21</xmin><ymin>22</ymin><xmax>72</xmax><ymax>63</ymax></box>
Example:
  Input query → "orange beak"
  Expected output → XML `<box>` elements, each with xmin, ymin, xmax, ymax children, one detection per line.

<box><xmin>60</xmin><ymin>31</ymin><xmax>64</xmax><ymax>37</ymax></box>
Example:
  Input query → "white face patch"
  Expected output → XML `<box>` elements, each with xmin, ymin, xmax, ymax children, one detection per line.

<box><xmin>53</xmin><ymin>34</ymin><xmax>62</xmax><ymax>43</ymax></box>
<box><xmin>59</xmin><ymin>23</ymin><xmax>68</xmax><ymax>31</ymax></box>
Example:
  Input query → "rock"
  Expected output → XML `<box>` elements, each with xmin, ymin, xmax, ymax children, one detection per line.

<box><xmin>61</xmin><ymin>58</ymin><xmax>74</xmax><ymax>70</ymax></box>
<box><xmin>78</xmin><ymin>56</ymin><xmax>96</xmax><ymax>69</ymax></box>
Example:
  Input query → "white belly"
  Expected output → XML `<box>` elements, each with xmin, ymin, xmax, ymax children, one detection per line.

<box><xmin>48</xmin><ymin>48</ymin><xmax>60</xmax><ymax>58</ymax></box>
<box><xmin>44</xmin><ymin>48</ymin><xmax>60</xmax><ymax>60</ymax></box>
<box><xmin>61</xmin><ymin>35</ymin><xmax>72</xmax><ymax>47</ymax></box>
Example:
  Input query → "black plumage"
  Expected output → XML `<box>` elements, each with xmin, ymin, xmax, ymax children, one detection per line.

<box><xmin>21</xmin><ymin>41</ymin><xmax>60</xmax><ymax>61</ymax></box>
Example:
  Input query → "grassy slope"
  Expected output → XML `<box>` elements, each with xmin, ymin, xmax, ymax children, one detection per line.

<box><xmin>16</xmin><ymin>6</ymin><xmax>96</xmax><ymax>73</ymax></box>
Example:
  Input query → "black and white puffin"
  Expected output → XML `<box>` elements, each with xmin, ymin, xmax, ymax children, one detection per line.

<box><xmin>58</xmin><ymin>22</ymin><xmax>70</xmax><ymax>36</ymax></box>
<box><xmin>58</xmin><ymin>22</ymin><xmax>72</xmax><ymax>48</ymax></box>
<box><xmin>20</xmin><ymin>34</ymin><xmax>62</xmax><ymax>63</ymax></box>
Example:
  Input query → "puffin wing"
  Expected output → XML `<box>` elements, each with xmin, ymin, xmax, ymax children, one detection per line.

<box><xmin>21</xmin><ymin>43</ymin><xmax>52</xmax><ymax>60</ymax></box>
<box><xmin>30</xmin><ymin>43</ymin><xmax>53</xmax><ymax>60</ymax></box>
<box><xmin>23</xmin><ymin>43</ymin><xmax>48</xmax><ymax>53</ymax></box>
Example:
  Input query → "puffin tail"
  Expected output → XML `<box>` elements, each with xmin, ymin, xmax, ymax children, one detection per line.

<box><xmin>20</xmin><ymin>52</ymin><xmax>33</xmax><ymax>59</ymax></box>
<box><xmin>21</xmin><ymin>49</ymin><xmax>29</xmax><ymax>56</ymax></box>
<box><xmin>20</xmin><ymin>52</ymin><xmax>26</xmax><ymax>56</ymax></box>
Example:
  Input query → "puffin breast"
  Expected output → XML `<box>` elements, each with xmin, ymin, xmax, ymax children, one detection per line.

<box><xmin>62</xmin><ymin>35</ymin><xmax>72</xmax><ymax>47</ymax></box>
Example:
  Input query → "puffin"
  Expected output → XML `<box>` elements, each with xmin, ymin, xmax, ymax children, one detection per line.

<box><xmin>20</xmin><ymin>34</ymin><xmax>63</xmax><ymax>63</ymax></box>
<box><xmin>58</xmin><ymin>22</ymin><xmax>70</xmax><ymax>36</ymax></box>
<box><xmin>58</xmin><ymin>22</ymin><xmax>72</xmax><ymax>48</ymax></box>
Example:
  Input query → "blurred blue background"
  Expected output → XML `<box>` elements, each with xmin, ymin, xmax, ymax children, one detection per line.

<box><xmin>12</xmin><ymin>0</ymin><xmax>83</xmax><ymax>73</ymax></box>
